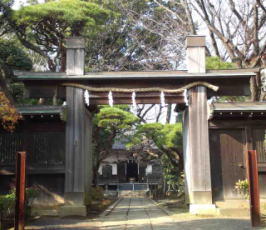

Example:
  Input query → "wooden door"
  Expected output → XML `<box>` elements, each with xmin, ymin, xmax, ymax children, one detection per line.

<box><xmin>118</xmin><ymin>162</ymin><xmax>127</xmax><ymax>183</ymax></box>
<box><xmin>210</xmin><ymin>129</ymin><xmax>246</xmax><ymax>201</ymax></box>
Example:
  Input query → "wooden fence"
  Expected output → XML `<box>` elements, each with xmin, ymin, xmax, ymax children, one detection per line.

<box><xmin>0</xmin><ymin>132</ymin><xmax>65</xmax><ymax>168</ymax></box>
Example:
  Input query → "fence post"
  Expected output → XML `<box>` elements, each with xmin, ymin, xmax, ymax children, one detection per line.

<box><xmin>14</xmin><ymin>151</ymin><xmax>26</xmax><ymax>230</ymax></box>
<box><xmin>246</xmin><ymin>150</ymin><xmax>260</xmax><ymax>227</ymax></box>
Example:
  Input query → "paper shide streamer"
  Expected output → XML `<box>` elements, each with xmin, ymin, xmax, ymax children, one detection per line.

<box><xmin>108</xmin><ymin>91</ymin><xmax>113</xmax><ymax>107</ymax></box>
<box><xmin>84</xmin><ymin>90</ymin><xmax>90</xmax><ymax>106</ymax></box>
<box><xmin>132</xmin><ymin>91</ymin><xmax>137</xmax><ymax>111</ymax></box>
<box><xmin>160</xmin><ymin>91</ymin><xmax>166</xmax><ymax>107</ymax></box>
<box><xmin>183</xmin><ymin>89</ymin><xmax>189</xmax><ymax>106</ymax></box>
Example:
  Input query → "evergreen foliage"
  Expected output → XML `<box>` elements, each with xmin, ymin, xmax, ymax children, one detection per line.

<box><xmin>127</xmin><ymin>122</ymin><xmax>182</xmax><ymax>168</ymax></box>
<box><xmin>206</xmin><ymin>56</ymin><xmax>236</xmax><ymax>70</ymax></box>
<box><xmin>94</xmin><ymin>106</ymin><xmax>139</xmax><ymax>133</ymax></box>
<box><xmin>0</xmin><ymin>39</ymin><xmax>32</xmax><ymax>130</ymax></box>
<box><xmin>128</xmin><ymin>122</ymin><xmax>182</xmax><ymax>153</ymax></box>
<box><xmin>206</xmin><ymin>56</ymin><xmax>246</xmax><ymax>102</ymax></box>
<box><xmin>8</xmin><ymin>0</ymin><xmax>111</xmax><ymax>71</ymax></box>
<box><xmin>127</xmin><ymin>122</ymin><xmax>183</xmax><ymax>193</ymax></box>
<box><xmin>13</xmin><ymin>0</ymin><xmax>109</xmax><ymax>36</ymax></box>
<box><xmin>0</xmin><ymin>39</ymin><xmax>32</xmax><ymax>76</ymax></box>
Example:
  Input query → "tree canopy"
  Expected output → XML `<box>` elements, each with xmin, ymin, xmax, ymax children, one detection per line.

<box><xmin>0</xmin><ymin>39</ymin><xmax>32</xmax><ymax>131</ymax></box>
<box><xmin>1</xmin><ymin>0</ymin><xmax>192</xmax><ymax>71</ymax></box>
<box><xmin>86</xmin><ymin>0</ymin><xmax>190</xmax><ymax>71</ymax></box>
<box><xmin>94</xmin><ymin>106</ymin><xmax>139</xmax><ymax>133</ymax></box>
<box><xmin>0</xmin><ymin>39</ymin><xmax>32</xmax><ymax>76</ymax></box>
<box><xmin>6</xmin><ymin>0</ymin><xmax>111</xmax><ymax>71</ymax></box>
<box><xmin>127</xmin><ymin>122</ymin><xmax>183</xmax><ymax>169</ymax></box>
<box><xmin>206</xmin><ymin>56</ymin><xmax>236</xmax><ymax>70</ymax></box>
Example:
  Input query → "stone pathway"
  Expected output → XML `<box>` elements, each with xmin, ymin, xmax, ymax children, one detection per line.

<box><xmin>25</xmin><ymin>198</ymin><xmax>266</xmax><ymax>230</ymax></box>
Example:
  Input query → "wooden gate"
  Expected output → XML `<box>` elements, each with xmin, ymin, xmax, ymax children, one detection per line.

<box><xmin>210</xmin><ymin>129</ymin><xmax>246</xmax><ymax>201</ymax></box>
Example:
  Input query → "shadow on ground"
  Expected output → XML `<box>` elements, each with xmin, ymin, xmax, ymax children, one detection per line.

<box><xmin>24</xmin><ymin>216</ymin><xmax>266</xmax><ymax>230</ymax></box>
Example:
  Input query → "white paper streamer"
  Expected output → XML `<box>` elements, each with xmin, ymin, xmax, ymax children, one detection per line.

<box><xmin>160</xmin><ymin>91</ymin><xmax>166</xmax><ymax>107</ymax></box>
<box><xmin>183</xmin><ymin>89</ymin><xmax>188</xmax><ymax>106</ymax></box>
<box><xmin>108</xmin><ymin>91</ymin><xmax>113</xmax><ymax>107</ymax></box>
<box><xmin>84</xmin><ymin>90</ymin><xmax>90</xmax><ymax>106</ymax></box>
<box><xmin>132</xmin><ymin>91</ymin><xmax>137</xmax><ymax>109</ymax></box>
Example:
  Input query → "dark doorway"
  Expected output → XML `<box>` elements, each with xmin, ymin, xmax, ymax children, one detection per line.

<box><xmin>127</xmin><ymin>161</ymin><xmax>138</xmax><ymax>182</ymax></box>
<box><xmin>118</xmin><ymin>162</ymin><xmax>126</xmax><ymax>183</ymax></box>
<box><xmin>210</xmin><ymin>129</ymin><xmax>246</xmax><ymax>201</ymax></box>
<box><xmin>102</xmin><ymin>165</ymin><xmax>112</xmax><ymax>179</ymax></box>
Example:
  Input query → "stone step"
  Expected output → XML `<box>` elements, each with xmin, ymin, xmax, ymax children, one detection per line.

<box><xmin>218</xmin><ymin>208</ymin><xmax>250</xmax><ymax>217</ymax></box>
<box><xmin>215</xmin><ymin>200</ymin><xmax>250</xmax><ymax>217</ymax></box>
<box><xmin>31</xmin><ymin>207</ymin><xmax>60</xmax><ymax>217</ymax></box>
<box><xmin>216</xmin><ymin>200</ymin><xmax>249</xmax><ymax>209</ymax></box>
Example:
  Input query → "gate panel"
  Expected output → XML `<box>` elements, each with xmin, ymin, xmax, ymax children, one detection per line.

<box><xmin>210</xmin><ymin>129</ymin><xmax>246</xmax><ymax>201</ymax></box>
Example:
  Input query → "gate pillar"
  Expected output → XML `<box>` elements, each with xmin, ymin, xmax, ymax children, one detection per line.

<box><xmin>184</xmin><ymin>36</ymin><xmax>216</xmax><ymax>214</ymax></box>
<box><xmin>60</xmin><ymin>38</ymin><xmax>93</xmax><ymax>216</ymax></box>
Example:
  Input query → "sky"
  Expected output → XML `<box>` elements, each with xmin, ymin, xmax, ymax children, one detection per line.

<box><xmin>13</xmin><ymin>0</ymin><xmax>44</xmax><ymax>10</ymax></box>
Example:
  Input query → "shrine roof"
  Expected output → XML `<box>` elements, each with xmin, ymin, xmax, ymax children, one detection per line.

<box><xmin>212</xmin><ymin>102</ymin><xmax>266</xmax><ymax>112</ymax></box>
<box><xmin>211</xmin><ymin>102</ymin><xmax>266</xmax><ymax>120</ymax></box>
<box><xmin>14</xmin><ymin>69</ymin><xmax>258</xmax><ymax>81</ymax></box>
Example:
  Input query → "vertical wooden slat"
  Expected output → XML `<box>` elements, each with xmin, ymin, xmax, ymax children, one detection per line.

<box><xmin>246</xmin><ymin>150</ymin><xmax>260</xmax><ymax>227</ymax></box>
<box><xmin>252</xmin><ymin>129</ymin><xmax>266</xmax><ymax>163</ymax></box>
<box><xmin>15</xmin><ymin>151</ymin><xmax>26</xmax><ymax>230</ymax></box>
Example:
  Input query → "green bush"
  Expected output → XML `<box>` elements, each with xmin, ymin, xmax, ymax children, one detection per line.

<box><xmin>91</xmin><ymin>187</ymin><xmax>104</xmax><ymax>201</ymax></box>
<box><xmin>235</xmin><ymin>179</ymin><xmax>249</xmax><ymax>198</ymax></box>
<box><xmin>0</xmin><ymin>191</ymin><xmax>16</xmax><ymax>218</ymax></box>
<box><xmin>0</xmin><ymin>187</ymin><xmax>39</xmax><ymax>220</ymax></box>
<box><xmin>84</xmin><ymin>186</ymin><xmax>104</xmax><ymax>206</ymax></box>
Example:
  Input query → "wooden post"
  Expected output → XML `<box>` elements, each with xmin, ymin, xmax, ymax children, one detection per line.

<box><xmin>62</xmin><ymin>37</ymin><xmax>93</xmax><ymax>216</ymax></box>
<box><xmin>14</xmin><ymin>151</ymin><xmax>26</xmax><ymax>230</ymax></box>
<box><xmin>185</xmin><ymin>36</ymin><xmax>215</xmax><ymax>214</ymax></box>
<box><xmin>66</xmin><ymin>37</ymin><xmax>85</xmax><ymax>75</ymax></box>
<box><xmin>246</xmin><ymin>150</ymin><xmax>260</xmax><ymax>227</ymax></box>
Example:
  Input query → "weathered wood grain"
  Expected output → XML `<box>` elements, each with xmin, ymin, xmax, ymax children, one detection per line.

<box><xmin>210</xmin><ymin>129</ymin><xmax>246</xmax><ymax>200</ymax></box>
<box><xmin>65</xmin><ymin>87</ymin><xmax>93</xmax><ymax>203</ymax></box>
<box><xmin>188</xmin><ymin>86</ymin><xmax>212</xmax><ymax>204</ymax></box>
